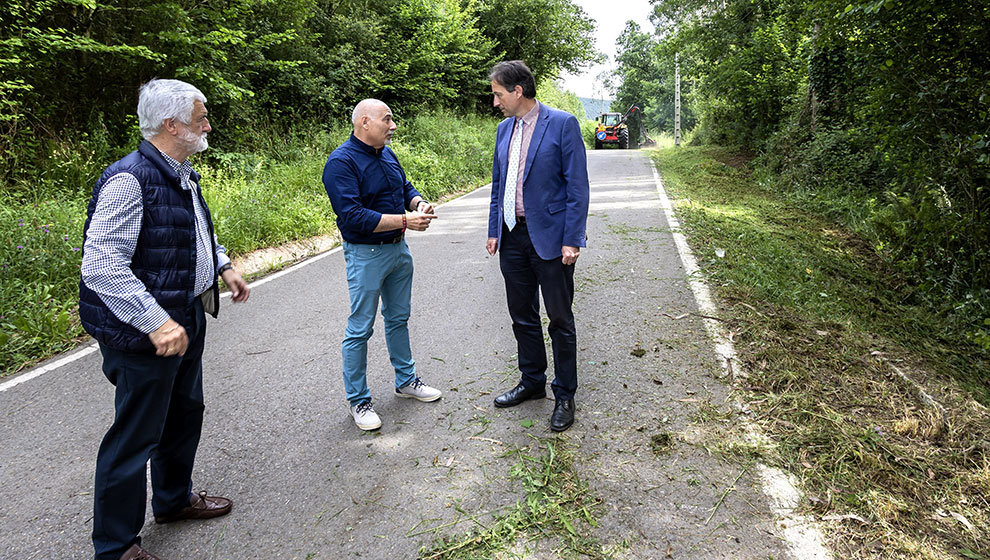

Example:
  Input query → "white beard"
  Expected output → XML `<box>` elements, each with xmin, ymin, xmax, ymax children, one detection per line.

<box><xmin>180</xmin><ymin>128</ymin><xmax>209</xmax><ymax>153</ymax></box>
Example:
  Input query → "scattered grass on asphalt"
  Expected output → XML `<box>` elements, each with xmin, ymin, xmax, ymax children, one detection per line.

<box><xmin>419</xmin><ymin>436</ymin><xmax>615</xmax><ymax>559</ymax></box>
<box><xmin>652</xmin><ymin>146</ymin><xmax>990</xmax><ymax>560</ymax></box>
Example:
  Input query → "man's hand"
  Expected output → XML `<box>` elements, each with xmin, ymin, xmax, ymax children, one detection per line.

<box><xmin>486</xmin><ymin>237</ymin><xmax>498</xmax><ymax>255</ymax></box>
<box><xmin>406</xmin><ymin>211</ymin><xmax>437</xmax><ymax>231</ymax></box>
<box><xmin>149</xmin><ymin>319</ymin><xmax>189</xmax><ymax>357</ymax></box>
<box><xmin>562</xmin><ymin>246</ymin><xmax>580</xmax><ymax>265</ymax></box>
<box><xmin>416</xmin><ymin>200</ymin><xmax>436</xmax><ymax>215</ymax></box>
<box><xmin>221</xmin><ymin>268</ymin><xmax>250</xmax><ymax>303</ymax></box>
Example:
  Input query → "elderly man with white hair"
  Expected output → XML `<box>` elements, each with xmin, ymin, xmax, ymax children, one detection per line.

<box><xmin>322</xmin><ymin>98</ymin><xmax>442</xmax><ymax>431</ymax></box>
<box><xmin>80</xmin><ymin>79</ymin><xmax>250</xmax><ymax>560</ymax></box>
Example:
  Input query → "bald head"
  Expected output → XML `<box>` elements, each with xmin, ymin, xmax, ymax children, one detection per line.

<box><xmin>352</xmin><ymin>99</ymin><xmax>388</xmax><ymax>127</ymax></box>
<box><xmin>351</xmin><ymin>98</ymin><xmax>396</xmax><ymax>149</ymax></box>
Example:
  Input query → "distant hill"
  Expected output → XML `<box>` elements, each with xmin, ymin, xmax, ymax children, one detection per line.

<box><xmin>578</xmin><ymin>97</ymin><xmax>614</xmax><ymax>120</ymax></box>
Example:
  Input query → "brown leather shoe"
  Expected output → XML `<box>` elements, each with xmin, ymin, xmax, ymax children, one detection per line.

<box><xmin>120</xmin><ymin>543</ymin><xmax>162</xmax><ymax>560</ymax></box>
<box><xmin>154</xmin><ymin>490</ymin><xmax>232</xmax><ymax>524</ymax></box>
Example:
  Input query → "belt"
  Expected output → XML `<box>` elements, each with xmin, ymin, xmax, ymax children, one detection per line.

<box><xmin>352</xmin><ymin>233</ymin><xmax>404</xmax><ymax>245</ymax></box>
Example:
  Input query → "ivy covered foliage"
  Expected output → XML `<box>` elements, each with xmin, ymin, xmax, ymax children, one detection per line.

<box><xmin>612</xmin><ymin>0</ymin><xmax>989</xmax><ymax>347</ymax></box>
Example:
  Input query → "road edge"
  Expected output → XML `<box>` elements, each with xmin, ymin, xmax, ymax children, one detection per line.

<box><xmin>650</xmin><ymin>161</ymin><xmax>833</xmax><ymax>560</ymax></box>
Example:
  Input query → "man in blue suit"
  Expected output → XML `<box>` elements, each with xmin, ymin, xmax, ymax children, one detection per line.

<box><xmin>486</xmin><ymin>60</ymin><xmax>590</xmax><ymax>432</ymax></box>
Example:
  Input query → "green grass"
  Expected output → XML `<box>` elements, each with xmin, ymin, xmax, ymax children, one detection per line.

<box><xmin>419</xmin><ymin>437</ymin><xmax>613</xmax><ymax>559</ymax></box>
<box><xmin>0</xmin><ymin>111</ymin><xmax>498</xmax><ymax>375</ymax></box>
<box><xmin>0</xmin><ymin>198</ymin><xmax>89</xmax><ymax>366</ymax></box>
<box><xmin>202</xmin><ymin>138</ymin><xmax>340</xmax><ymax>256</ymax></box>
<box><xmin>389</xmin><ymin>111</ymin><xmax>498</xmax><ymax>203</ymax></box>
<box><xmin>652</xmin><ymin>146</ymin><xmax>990</xmax><ymax>559</ymax></box>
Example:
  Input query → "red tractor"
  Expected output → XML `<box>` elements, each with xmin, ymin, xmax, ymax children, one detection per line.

<box><xmin>593</xmin><ymin>105</ymin><xmax>655</xmax><ymax>149</ymax></box>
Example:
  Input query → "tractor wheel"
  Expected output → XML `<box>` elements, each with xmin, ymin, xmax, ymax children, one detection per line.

<box><xmin>618</xmin><ymin>128</ymin><xmax>629</xmax><ymax>149</ymax></box>
<box><xmin>594</xmin><ymin>139</ymin><xmax>602</xmax><ymax>150</ymax></box>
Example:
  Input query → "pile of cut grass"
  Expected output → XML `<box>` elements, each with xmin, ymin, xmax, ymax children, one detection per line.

<box><xmin>652</xmin><ymin>146</ymin><xmax>990</xmax><ymax>559</ymax></box>
<box><xmin>420</xmin><ymin>437</ymin><xmax>611</xmax><ymax>559</ymax></box>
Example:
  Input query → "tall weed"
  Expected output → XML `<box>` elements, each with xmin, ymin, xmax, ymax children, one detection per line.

<box><xmin>0</xmin><ymin>197</ymin><xmax>88</xmax><ymax>371</ymax></box>
<box><xmin>762</xmin><ymin>122</ymin><xmax>990</xmax><ymax>350</ymax></box>
<box><xmin>653</xmin><ymin>146</ymin><xmax>990</xmax><ymax>557</ymax></box>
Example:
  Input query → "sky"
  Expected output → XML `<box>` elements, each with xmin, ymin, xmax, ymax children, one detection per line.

<box><xmin>559</xmin><ymin>0</ymin><xmax>656</xmax><ymax>100</ymax></box>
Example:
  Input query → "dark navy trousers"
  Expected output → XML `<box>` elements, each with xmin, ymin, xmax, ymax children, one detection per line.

<box><xmin>499</xmin><ymin>221</ymin><xmax>578</xmax><ymax>401</ymax></box>
<box><xmin>92</xmin><ymin>298</ymin><xmax>206</xmax><ymax>560</ymax></box>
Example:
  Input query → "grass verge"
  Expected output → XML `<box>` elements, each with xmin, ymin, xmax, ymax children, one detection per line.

<box><xmin>652</xmin><ymin>146</ymin><xmax>990</xmax><ymax>559</ymax></box>
<box><xmin>419</xmin><ymin>436</ymin><xmax>611</xmax><ymax>559</ymax></box>
<box><xmin>0</xmin><ymin>111</ymin><xmax>497</xmax><ymax>376</ymax></box>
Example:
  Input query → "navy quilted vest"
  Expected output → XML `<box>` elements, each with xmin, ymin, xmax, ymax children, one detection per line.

<box><xmin>79</xmin><ymin>140</ymin><xmax>219</xmax><ymax>352</ymax></box>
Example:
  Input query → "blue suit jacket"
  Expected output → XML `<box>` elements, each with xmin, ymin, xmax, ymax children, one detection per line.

<box><xmin>488</xmin><ymin>103</ymin><xmax>590</xmax><ymax>260</ymax></box>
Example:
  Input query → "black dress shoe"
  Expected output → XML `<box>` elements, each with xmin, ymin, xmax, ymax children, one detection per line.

<box><xmin>550</xmin><ymin>399</ymin><xmax>575</xmax><ymax>432</ymax></box>
<box><xmin>494</xmin><ymin>383</ymin><xmax>546</xmax><ymax>408</ymax></box>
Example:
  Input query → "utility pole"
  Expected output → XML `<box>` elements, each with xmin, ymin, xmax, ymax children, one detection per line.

<box><xmin>675</xmin><ymin>52</ymin><xmax>681</xmax><ymax>147</ymax></box>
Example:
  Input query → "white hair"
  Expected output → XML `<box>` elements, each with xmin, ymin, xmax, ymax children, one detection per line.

<box><xmin>137</xmin><ymin>79</ymin><xmax>207</xmax><ymax>140</ymax></box>
<box><xmin>351</xmin><ymin>98</ymin><xmax>386</xmax><ymax>128</ymax></box>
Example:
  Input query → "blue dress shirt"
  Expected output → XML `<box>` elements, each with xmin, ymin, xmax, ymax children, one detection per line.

<box><xmin>322</xmin><ymin>134</ymin><xmax>422</xmax><ymax>244</ymax></box>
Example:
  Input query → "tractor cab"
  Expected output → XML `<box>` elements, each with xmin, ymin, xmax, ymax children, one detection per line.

<box><xmin>600</xmin><ymin>113</ymin><xmax>622</xmax><ymax>127</ymax></box>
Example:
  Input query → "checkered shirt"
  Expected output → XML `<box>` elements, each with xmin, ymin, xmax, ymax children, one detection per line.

<box><xmin>80</xmin><ymin>149</ymin><xmax>230</xmax><ymax>333</ymax></box>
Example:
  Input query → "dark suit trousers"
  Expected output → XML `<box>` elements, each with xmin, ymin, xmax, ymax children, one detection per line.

<box><xmin>92</xmin><ymin>298</ymin><xmax>206</xmax><ymax>560</ymax></box>
<box><xmin>499</xmin><ymin>221</ymin><xmax>578</xmax><ymax>401</ymax></box>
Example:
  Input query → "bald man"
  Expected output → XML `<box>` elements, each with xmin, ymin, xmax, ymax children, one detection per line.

<box><xmin>321</xmin><ymin>99</ymin><xmax>442</xmax><ymax>430</ymax></box>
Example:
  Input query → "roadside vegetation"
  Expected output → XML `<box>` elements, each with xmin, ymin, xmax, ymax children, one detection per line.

<box><xmin>611</xmin><ymin>0</ymin><xmax>988</xmax><ymax>354</ymax></box>
<box><xmin>653</xmin><ymin>146</ymin><xmax>990</xmax><ymax>559</ymax></box>
<box><xmin>614</xmin><ymin>3</ymin><xmax>988</xmax><ymax>551</ymax></box>
<box><xmin>0</xmin><ymin>0</ymin><xmax>600</xmax><ymax>376</ymax></box>
<box><xmin>0</xmin><ymin>111</ymin><xmax>505</xmax><ymax>375</ymax></box>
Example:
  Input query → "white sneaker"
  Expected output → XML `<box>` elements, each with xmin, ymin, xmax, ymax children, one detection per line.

<box><xmin>395</xmin><ymin>377</ymin><xmax>442</xmax><ymax>402</ymax></box>
<box><xmin>350</xmin><ymin>401</ymin><xmax>382</xmax><ymax>431</ymax></box>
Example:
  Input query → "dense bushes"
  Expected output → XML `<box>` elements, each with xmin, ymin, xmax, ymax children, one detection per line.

<box><xmin>0</xmin><ymin>0</ymin><xmax>598</xmax><ymax>185</ymax></box>
<box><xmin>616</xmin><ymin>0</ymin><xmax>989</xmax><ymax>347</ymax></box>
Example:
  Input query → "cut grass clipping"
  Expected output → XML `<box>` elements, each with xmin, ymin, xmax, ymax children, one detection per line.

<box><xmin>652</xmin><ymin>146</ymin><xmax>990</xmax><ymax>560</ymax></box>
<box><xmin>419</xmin><ymin>436</ymin><xmax>609</xmax><ymax>559</ymax></box>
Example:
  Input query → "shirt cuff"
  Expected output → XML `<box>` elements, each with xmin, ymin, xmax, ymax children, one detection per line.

<box><xmin>132</xmin><ymin>305</ymin><xmax>172</xmax><ymax>334</ymax></box>
<box><xmin>216</xmin><ymin>251</ymin><xmax>231</xmax><ymax>270</ymax></box>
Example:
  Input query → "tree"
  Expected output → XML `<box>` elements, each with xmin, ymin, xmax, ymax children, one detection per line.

<box><xmin>627</xmin><ymin>0</ymin><xmax>989</xmax><ymax>329</ymax></box>
<box><xmin>474</xmin><ymin>0</ymin><xmax>601</xmax><ymax>84</ymax></box>
<box><xmin>0</xmin><ymin>0</ymin><xmax>601</xmax><ymax>185</ymax></box>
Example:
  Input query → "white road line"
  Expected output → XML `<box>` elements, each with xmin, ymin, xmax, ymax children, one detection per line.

<box><xmin>0</xmin><ymin>248</ymin><xmax>347</xmax><ymax>394</ymax></box>
<box><xmin>0</xmin><ymin>244</ymin><xmax>339</xmax><ymax>393</ymax></box>
<box><xmin>0</xmin><ymin>343</ymin><xmax>99</xmax><ymax>393</ymax></box>
<box><xmin>236</xmin><ymin>245</ymin><xmax>342</xmax><ymax>292</ymax></box>
<box><xmin>650</xmin><ymin>162</ymin><xmax>833</xmax><ymax>560</ymax></box>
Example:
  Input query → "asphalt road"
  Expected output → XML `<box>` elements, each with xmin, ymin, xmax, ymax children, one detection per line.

<box><xmin>0</xmin><ymin>149</ymin><xmax>794</xmax><ymax>559</ymax></box>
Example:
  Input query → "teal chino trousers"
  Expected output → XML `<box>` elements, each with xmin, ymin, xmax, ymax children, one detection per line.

<box><xmin>341</xmin><ymin>240</ymin><xmax>417</xmax><ymax>405</ymax></box>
